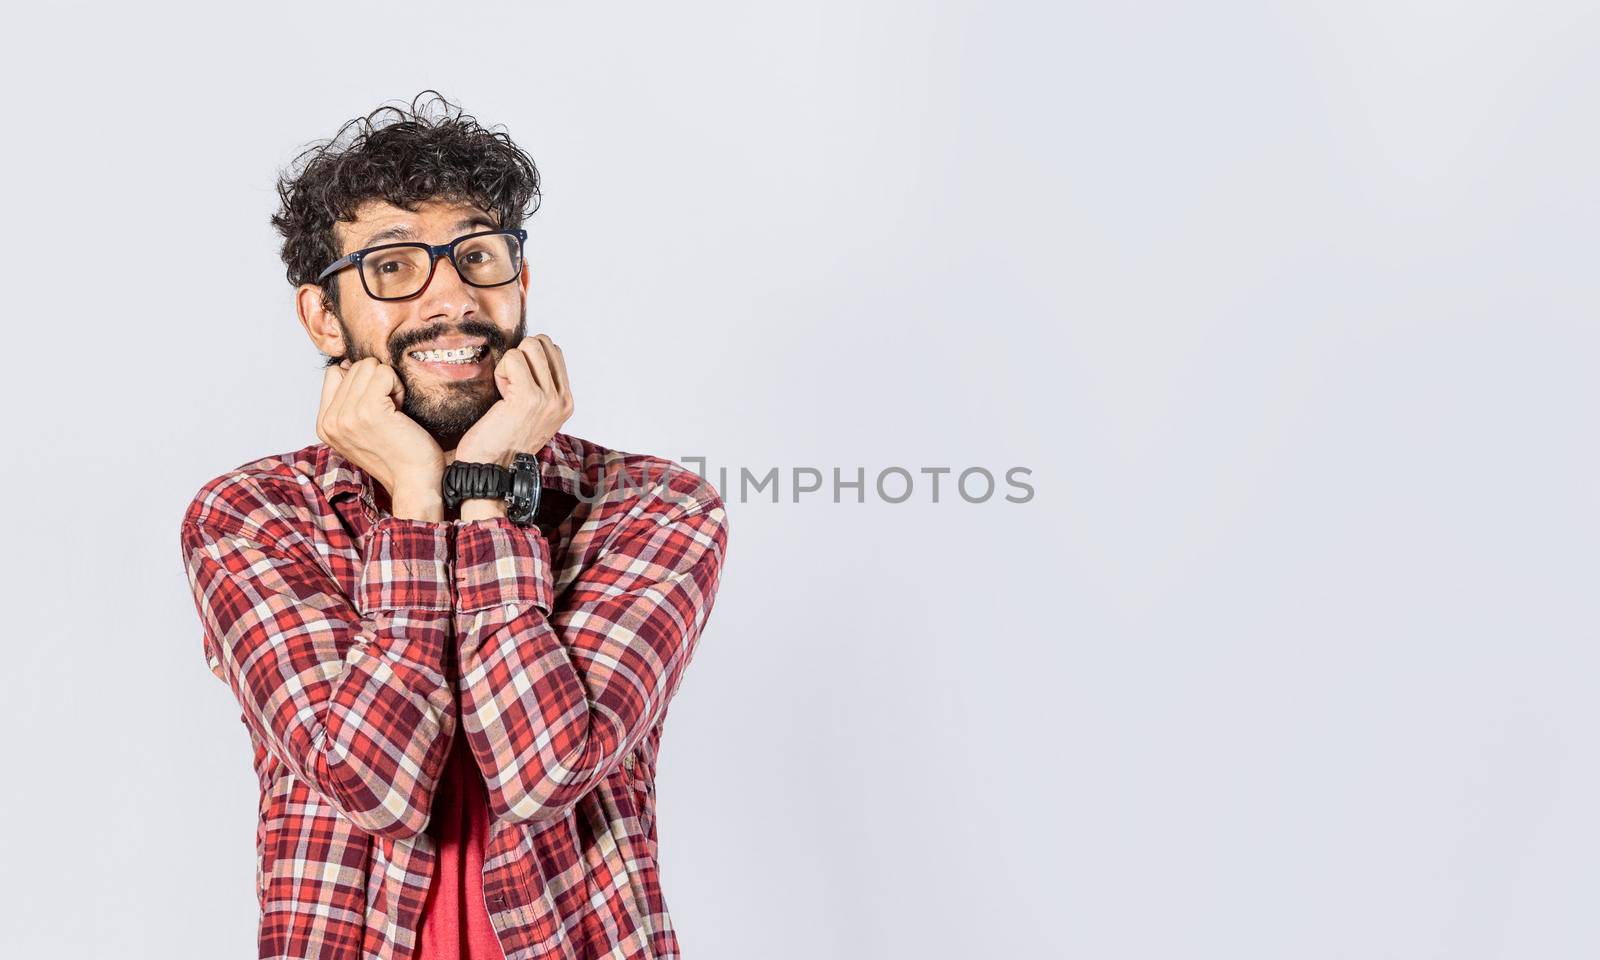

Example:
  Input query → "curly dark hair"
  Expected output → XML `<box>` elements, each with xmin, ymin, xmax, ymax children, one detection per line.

<box><xmin>270</xmin><ymin>89</ymin><xmax>541</xmax><ymax>321</ymax></box>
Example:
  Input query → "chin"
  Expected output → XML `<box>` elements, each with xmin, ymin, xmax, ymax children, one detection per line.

<box><xmin>405</xmin><ymin>394</ymin><xmax>495</xmax><ymax>437</ymax></box>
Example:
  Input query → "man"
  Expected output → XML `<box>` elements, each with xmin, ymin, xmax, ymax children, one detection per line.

<box><xmin>178</xmin><ymin>91</ymin><xmax>729</xmax><ymax>960</ymax></box>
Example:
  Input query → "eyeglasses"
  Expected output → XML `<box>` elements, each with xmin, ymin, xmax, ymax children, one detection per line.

<box><xmin>316</xmin><ymin>228</ymin><xmax>528</xmax><ymax>301</ymax></box>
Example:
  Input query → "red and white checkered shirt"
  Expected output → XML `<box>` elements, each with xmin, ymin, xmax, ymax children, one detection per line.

<box><xmin>178</xmin><ymin>431</ymin><xmax>729</xmax><ymax>959</ymax></box>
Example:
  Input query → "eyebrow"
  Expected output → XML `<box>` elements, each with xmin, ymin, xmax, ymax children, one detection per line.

<box><xmin>358</xmin><ymin>215</ymin><xmax>500</xmax><ymax>249</ymax></box>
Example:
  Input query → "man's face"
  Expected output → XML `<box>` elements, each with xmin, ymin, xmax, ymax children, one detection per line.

<box><xmin>311</xmin><ymin>198</ymin><xmax>529</xmax><ymax>451</ymax></box>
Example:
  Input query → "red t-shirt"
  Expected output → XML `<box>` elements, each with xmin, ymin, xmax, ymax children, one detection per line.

<box><xmin>415</xmin><ymin>724</ymin><xmax>507</xmax><ymax>959</ymax></box>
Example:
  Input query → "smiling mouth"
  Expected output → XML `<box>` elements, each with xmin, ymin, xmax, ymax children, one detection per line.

<box><xmin>409</xmin><ymin>344</ymin><xmax>489</xmax><ymax>364</ymax></box>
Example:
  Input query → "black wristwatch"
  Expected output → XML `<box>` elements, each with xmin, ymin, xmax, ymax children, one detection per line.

<box><xmin>442</xmin><ymin>452</ymin><xmax>542</xmax><ymax>526</ymax></box>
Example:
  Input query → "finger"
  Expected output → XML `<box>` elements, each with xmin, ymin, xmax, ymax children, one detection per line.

<box><xmin>496</xmin><ymin>342</ymin><xmax>540</xmax><ymax>398</ymax></box>
<box><xmin>518</xmin><ymin>335</ymin><xmax>554</xmax><ymax>391</ymax></box>
<box><xmin>338</xmin><ymin>357</ymin><xmax>379</xmax><ymax>422</ymax></box>
<box><xmin>348</xmin><ymin>356</ymin><xmax>379</xmax><ymax>393</ymax></box>
<box><xmin>318</xmin><ymin>365</ymin><xmax>346</xmax><ymax>434</ymax></box>
<box><xmin>327</xmin><ymin>359</ymin><xmax>365</xmax><ymax>425</ymax></box>
<box><xmin>534</xmin><ymin>335</ymin><xmax>565</xmax><ymax>397</ymax></box>
<box><xmin>553</xmin><ymin>340</ymin><xmax>572</xmax><ymax>401</ymax></box>
<box><xmin>543</xmin><ymin>337</ymin><xmax>570</xmax><ymax>401</ymax></box>
<box><xmin>370</xmin><ymin>361</ymin><xmax>404</xmax><ymax>409</ymax></box>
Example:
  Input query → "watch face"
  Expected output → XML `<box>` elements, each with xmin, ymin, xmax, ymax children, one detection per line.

<box><xmin>507</xmin><ymin>454</ymin><xmax>542</xmax><ymax>525</ymax></box>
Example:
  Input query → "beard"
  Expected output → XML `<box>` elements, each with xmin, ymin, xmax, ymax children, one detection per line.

<box><xmin>335</xmin><ymin>302</ymin><xmax>527</xmax><ymax>451</ymax></box>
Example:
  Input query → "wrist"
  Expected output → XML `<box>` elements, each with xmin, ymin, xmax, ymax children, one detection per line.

<box><xmin>391</xmin><ymin>484</ymin><xmax>446</xmax><ymax>521</ymax></box>
<box><xmin>458</xmin><ymin>497</ymin><xmax>509</xmax><ymax>521</ymax></box>
<box><xmin>453</xmin><ymin>448</ymin><xmax>512</xmax><ymax>469</ymax></box>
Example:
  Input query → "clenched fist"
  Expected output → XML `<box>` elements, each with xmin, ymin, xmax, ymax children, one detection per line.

<box><xmin>317</xmin><ymin>357</ymin><xmax>446</xmax><ymax>520</ymax></box>
<box><xmin>454</xmin><ymin>334</ymin><xmax>574</xmax><ymax>468</ymax></box>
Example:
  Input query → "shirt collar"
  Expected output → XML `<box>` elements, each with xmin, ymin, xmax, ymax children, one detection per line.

<box><xmin>311</xmin><ymin>432</ymin><xmax>584</xmax><ymax>507</ymax></box>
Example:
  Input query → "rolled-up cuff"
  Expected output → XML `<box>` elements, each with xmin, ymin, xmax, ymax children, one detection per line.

<box><xmin>452</xmin><ymin>516</ymin><xmax>555</xmax><ymax>613</ymax></box>
<box><xmin>356</xmin><ymin>516</ymin><xmax>455</xmax><ymax>615</ymax></box>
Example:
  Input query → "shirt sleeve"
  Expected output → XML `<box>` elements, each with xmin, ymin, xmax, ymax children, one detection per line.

<box><xmin>449</xmin><ymin>481</ymin><xmax>728</xmax><ymax>825</ymax></box>
<box><xmin>179</xmin><ymin>505</ymin><xmax>459</xmax><ymax>841</ymax></box>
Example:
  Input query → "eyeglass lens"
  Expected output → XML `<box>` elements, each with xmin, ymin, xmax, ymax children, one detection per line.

<box><xmin>362</xmin><ymin>233</ymin><xmax>522</xmax><ymax>299</ymax></box>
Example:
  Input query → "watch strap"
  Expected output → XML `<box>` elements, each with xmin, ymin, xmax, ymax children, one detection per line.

<box><xmin>442</xmin><ymin>460</ymin><xmax>512</xmax><ymax>510</ymax></box>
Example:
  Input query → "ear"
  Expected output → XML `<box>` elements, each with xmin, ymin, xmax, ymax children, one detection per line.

<box><xmin>296</xmin><ymin>282</ymin><xmax>347</xmax><ymax>358</ymax></box>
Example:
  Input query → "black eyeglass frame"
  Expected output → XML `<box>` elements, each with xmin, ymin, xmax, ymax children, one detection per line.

<box><xmin>315</xmin><ymin>227</ymin><xmax>529</xmax><ymax>301</ymax></box>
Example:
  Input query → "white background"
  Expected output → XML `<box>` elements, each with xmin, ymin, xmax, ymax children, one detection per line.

<box><xmin>1</xmin><ymin>1</ymin><xmax>1596</xmax><ymax>957</ymax></box>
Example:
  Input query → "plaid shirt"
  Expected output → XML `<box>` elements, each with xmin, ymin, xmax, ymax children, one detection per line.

<box><xmin>178</xmin><ymin>431</ymin><xmax>728</xmax><ymax>959</ymax></box>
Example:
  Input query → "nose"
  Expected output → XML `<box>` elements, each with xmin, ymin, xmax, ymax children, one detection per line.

<box><xmin>416</xmin><ymin>248</ymin><xmax>478</xmax><ymax>303</ymax></box>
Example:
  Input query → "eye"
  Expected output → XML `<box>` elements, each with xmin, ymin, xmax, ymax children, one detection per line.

<box><xmin>367</xmin><ymin>254</ymin><xmax>419</xmax><ymax>275</ymax></box>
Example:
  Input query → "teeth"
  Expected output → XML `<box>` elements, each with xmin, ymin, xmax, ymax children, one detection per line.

<box><xmin>410</xmin><ymin>345</ymin><xmax>484</xmax><ymax>364</ymax></box>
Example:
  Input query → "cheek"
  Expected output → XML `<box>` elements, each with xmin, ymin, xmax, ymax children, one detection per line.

<box><xmin>355</xmin><ymin>317</ymin><xmax>407</xmax><ymax>362</ymax></box>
